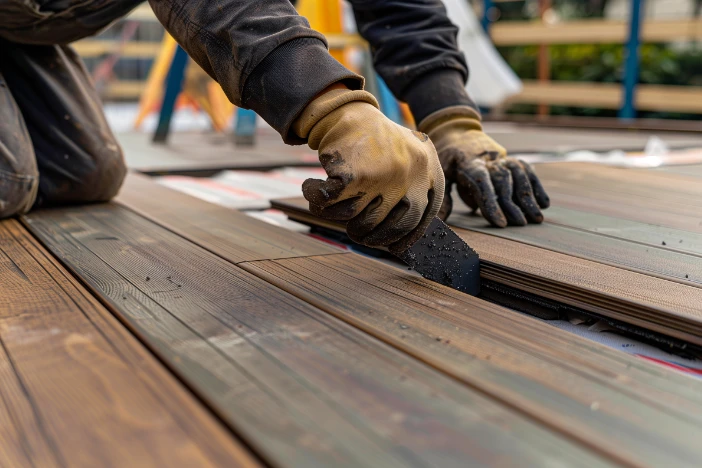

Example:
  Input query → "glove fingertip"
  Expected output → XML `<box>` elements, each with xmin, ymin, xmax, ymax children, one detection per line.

<box><xmin>483</xmin><ymin>206</ymin><xmax>508</xmax><ymax>228</ymax></box>
<box><xmin>537</xmin><ymin>193</ymin><xmax>551</xmax><ymax>209</ymax></box>
<box><xmin>302</xmin><ymin>178</ymin><xmax>326</xmax><ymax>204</ymax></box>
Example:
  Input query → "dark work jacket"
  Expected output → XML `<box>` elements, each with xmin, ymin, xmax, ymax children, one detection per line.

<box><xmin>148</xmin><ymin>0</ymin><xmax>475</xmax><ymax>142</ymax></box>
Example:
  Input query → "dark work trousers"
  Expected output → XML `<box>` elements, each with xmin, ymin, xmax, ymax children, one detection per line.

<box><xmin>0</xmin><ymin>0</ymin><xmax>136</xmax><ymax>219</ymax></box>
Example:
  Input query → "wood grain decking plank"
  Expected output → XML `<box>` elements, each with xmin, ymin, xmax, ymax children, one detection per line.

<box><xmin>241</xmin><ymin>253</ymin><xmax>702</xmax><ymax>468</ymax></box>
<box><xmin>542</xmin><ymin>206</ymin><xmax>702</xmax><ymax>257</ymax></box>
<box><xmin>534</xmin><ymin>163</ymin><xmax>702</xmax><ymax>233</ymax></box>
<box><xmin>447</xmin><ymin>211</ymin><xmax>702</xmax><ymax>287</ymax></box>
<box><xmin>22</xmin><ymin>205</ymin><xmax>612</xmax><ymax>468</ymax></box>
<box><xmin>0</xmin><ymin>219</ymin><xmax>257</xmax><ymax>467</ymax></box>
<box><xmin>536</xmin><ymin>163</ymin><xmax>702</xmax><ymax>201</ymax></box>
<box><xmin>115</xmin><ymin>173</ymin><xmax>341</xmax><ymax>263</ymax></box>
<box><xmin>272</xmin><ymin>196</ymin><xmax>702</xmax><ymax>347</ymax></box>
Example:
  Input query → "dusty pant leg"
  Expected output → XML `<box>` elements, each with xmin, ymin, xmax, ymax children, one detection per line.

<box><xmin>0</xmin><ymin>71</ymin><xmax>39</xmax><ymax>218</ymax></box>
<box><xmin>1</xmin><ymin>41</ymin><xmax>127</xmax><ymax>208</ymax></box>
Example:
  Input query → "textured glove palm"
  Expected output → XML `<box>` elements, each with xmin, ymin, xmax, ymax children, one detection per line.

<box><xmin>293</xmin><ymin>89</ymin><xmax>444</xmax><ymax>250</ymax></box>
<box><xmin>419</xmin><ymin>106</ymin><xmax>550</xmax><ymax>227</ymax></box>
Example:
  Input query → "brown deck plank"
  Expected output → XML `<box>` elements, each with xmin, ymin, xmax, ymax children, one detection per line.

<box><xmin>272</xmin><ymin>191</ymin><xmax>702</xmax><ymax>345</ymax></box>
<box><xmin>241</xmin><ymin>253</ymin><xmax>702</xmax><ymax>468</ymax></box>
<box><xmin>0</xmin><ymin>219</ymin><xmax>257</xmax><ymax>467</ymax></box>
<box><xmin>116</xmin><ymin>172</ymin><xmax>341</xmax><ymax>263</ymax></box>
<box><xmin>106</xmin><ymin>179</ymin><xmax>702</xmax><ymax>466</ymax></box>
<box><xmin>22</xmin><ymin>205</ymin><xmax>612</xmax><ymax>468</ymax></box>
<box><xmin>535</xmin><ymin>163</ymin><xmax>702</xmax><ymax>233</ymax></box>
<box><xmin>447</xmin><ymin>210</ymin><xmax>702</xmax><ymax>286</ymax></box>
<box><xmin>539</xmin><ymin>206</ymin><xmax>702</xmax><ymax>257</ymax></box>
<box><xmin>435</xmin><ymin>228</ymin><xmax>702</xmax><ymax>345</ymax></box>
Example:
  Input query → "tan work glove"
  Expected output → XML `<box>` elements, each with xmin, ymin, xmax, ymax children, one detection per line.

<box><xmin>293</xmin><ymin>88</ymin><xmax>444</xmax><ymax>250</ymax></box>
<box><xmin>419</xmin><ymin>106</ymin><xmax>549</xmax><ymax>227</ymax></box>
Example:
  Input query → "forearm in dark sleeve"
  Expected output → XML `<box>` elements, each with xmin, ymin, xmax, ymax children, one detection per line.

<box><xmin>148</xmin><ymin>0</ymin><xmax>363</xmax><ymax>143</ymax></box>
<box><xmin>348</xmin><ymin>0</ymin><xmax>477</xmax><ymax>122</ymax></box>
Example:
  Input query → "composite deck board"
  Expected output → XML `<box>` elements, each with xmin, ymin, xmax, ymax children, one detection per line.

<box><xmin>116</xmin><ymin>173</ymin><xmax>341</xmax><ymax>263</ymax></box>
<box><xmin>0</xmin><ymin>219</ymin><xmax>256</xmax><ymax>467</ymax></box>
<box><xmin>447</xmin><ymin>210</ymin><xmax>702</xmax><ymax>286</ymax></box>
<box><xmin>443</xmin><ymin>228</ymin><xmax>702</xmax><ymax>345</ymax></box>
<box><xmin>21</xmin><ymin>205</ymin><xmax>611</xmax><ymax>468</ymax></box>
<box><xmin>536</xmin><ymin>163</ymin><xmax>702</xmax><ymax>202</ymax></box>
<box><xmin>272</xmin><ymin>197</ymin><xmax>702</xmax><ymax>345</ymax></box>
<box><xmin>534</xmin><ymin>163</ymin><xmax>702</xmax><ymax>233</ymax></box>
<box><xmin>544</xmin><ymin>189</ymin><xmax>702</xmax><ymax>233</ymax></box>
<box><xmin>541</xmin><ymin>206</ymin><xmax>702</xmax><ymax>257</ymax></box>
<box><xmin>242</xmin><ymin>254</ymin><xmax>702</xmax><ymax>468</ymax></box>
<box><xmin>106</xmin><ymin>181</ymin><xmax>702</xmax><ymax>466</ymax></box>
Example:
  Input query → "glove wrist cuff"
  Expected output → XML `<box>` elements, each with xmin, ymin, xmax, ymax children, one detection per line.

<box><xmin>293</xmin><ymin>89</ymin><xmax>380</xmax><ymax>139</ymax></box>
<box><xmin>417</xmin><ymin>105</ymin><xmax>483</xmax><ymax>136</ymax></box>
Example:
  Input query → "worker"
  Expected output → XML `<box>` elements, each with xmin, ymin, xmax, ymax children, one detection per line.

<box><xmin>0</xmin><ymin>0</ymin><xmax>549</xmax><ymax>252</ymax></box>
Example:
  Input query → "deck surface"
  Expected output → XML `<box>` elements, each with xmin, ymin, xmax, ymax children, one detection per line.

<box><xmin>272</xmin><ymin>162</ymin><xmax>702</xmax><ymax>348</ymax></box>
<box><xmin>6</xmin><ymin>165</ymin><xmax>702</xmax><ymax>467</ymax></box>
<box><xmin>0</xmin><ymin>219</ymin><xmax>257</xmax><ymax>467</ymax></box>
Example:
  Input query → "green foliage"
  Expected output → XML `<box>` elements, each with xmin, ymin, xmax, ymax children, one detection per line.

<box><xmin>497</xmin><ymin>43</ymin><xmax>702</xmax><ymax>118</ymax></box>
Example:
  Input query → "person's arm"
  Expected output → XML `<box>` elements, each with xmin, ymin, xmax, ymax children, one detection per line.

<box><xmin>148</xmin><ymin>0</ymin><xmax>444</xmax><ymax>249</ymax></box>
<box><xmin>347</xmin><ymin>0</ymin><xmax>476</xmax><ymax>123</ymax></box>
<box><xmin>349</xmin><ymin>0</ymin><xmax>550</xmax><ymax>226</ymax></box>
<box><xmin>147</xmin><ymin>0</ymin><xmax>362</xmax><ymax>143</ymax></box>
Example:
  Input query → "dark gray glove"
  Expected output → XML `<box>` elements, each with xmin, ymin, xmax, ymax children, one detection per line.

<box><xmin>419</xmin><ymin>106</ymin><xmax>549</xmax><ymax>227</ymax></box>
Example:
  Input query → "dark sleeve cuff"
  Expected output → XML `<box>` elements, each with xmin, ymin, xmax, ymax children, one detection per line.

<box><xmin>241</xmin><ymin>38</ymin><xmax>364</xmax><ymax>145</ymax></box>
<box><xmin>402</xmin><ymin>70</ymin><xmax>479</xmax><ymax>124</ymax></box>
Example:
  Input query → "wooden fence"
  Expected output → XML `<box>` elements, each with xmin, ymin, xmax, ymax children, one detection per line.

<box><xmin>483</xmin><ymin>0</ymin><xmax>702</xmax><ymax>117</ymax></box>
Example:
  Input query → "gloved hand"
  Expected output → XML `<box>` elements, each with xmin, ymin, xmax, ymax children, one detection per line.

<box><xmin>293</xmin><ymin>88</ymin><xmax>444</xmax><ymax>251</ymax></box>
<box><xmin>419</xmin><ymin>106</ymin><xmax>550</xmax><ymax>227</ymax></box>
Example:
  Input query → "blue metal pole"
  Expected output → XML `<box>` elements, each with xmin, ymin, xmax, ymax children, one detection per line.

<box><xmin>619</xmin><ymin>0</ymin><xmax>644</xmax><ymax>120</ymax></box>
<box><xmin>376</xmin><ymin>77</ymin><xmax>402</xmax><ymax>124</ymax></box>
<box><xmin>153</xmin><ymin>45</ymin><xmax>189</xmax><ymax>143</ymax></box>
<box><xmin>234</xmin><ymin>108</ymin><xmax>258</xmax><ymax>146</ymax></box>
<box><xmin>481</xmin><ymin>0</ymin><xmax>494</xmax><ymax>34</ymax></box>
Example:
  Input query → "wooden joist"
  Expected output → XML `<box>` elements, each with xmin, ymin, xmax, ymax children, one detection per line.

<box><xmin>72</xmin><ymin>41</ymin><xmax>162</xmax><ymax>58</ymax></box>
<box><xmin>23</xmin><ymin>203</ymin><xmax>613</xmax><ymax>467</ymax></box>
<box><xmin>0</xmin><ymin>219</ymin><xmax>256</xmax><ymax>467</ymax></box>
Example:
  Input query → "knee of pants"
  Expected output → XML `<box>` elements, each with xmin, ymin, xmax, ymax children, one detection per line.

<box><xmin>78</xmin><ymin>141</ymin><xmax>128</xmax><ymax>203</ymax></box>
<box><xmin>0</xmin><ymin>170</ymin><xmax>38</xmax><ymax>219</ymax></box>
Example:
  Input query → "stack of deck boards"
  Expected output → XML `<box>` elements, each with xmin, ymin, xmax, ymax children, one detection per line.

<box><xmin>5</xmin><ymin>172</ymin><xmax>702</xmax><ymax>467</ymax></box>
<box><xmin>272</xmin><ymin>162</ymin><xmax>702</xmax><ymax>353</ymax></box>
